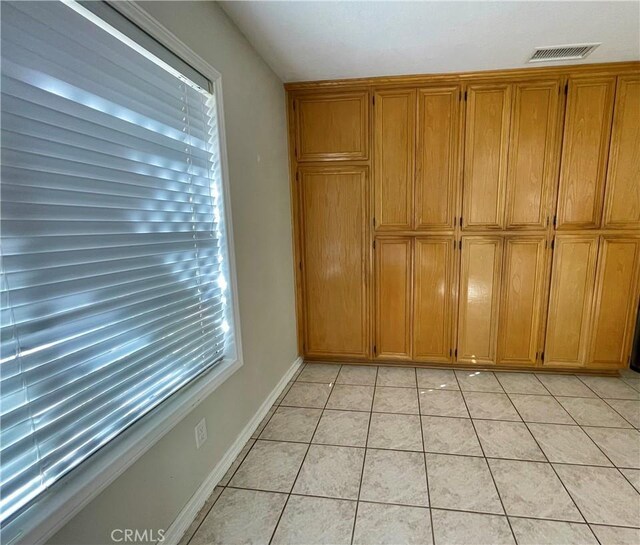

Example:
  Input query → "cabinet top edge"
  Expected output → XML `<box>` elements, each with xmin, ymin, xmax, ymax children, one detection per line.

<box><xmin>285</xmin><ymin>61</ymin><xmax>640</xmax><ymax>93</ymax></box>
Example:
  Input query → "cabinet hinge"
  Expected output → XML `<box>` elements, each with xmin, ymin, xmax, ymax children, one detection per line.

<box><xmin>458</xmin><ymin>240</ymin><xmax>462</xmax><ymax>250</ymax></box>
<box><xmin>372</xmin><ymin>95</ymin><xmax>375</xmax><ymax>106</ymax></box>
<box><xmin>553</xmin><ymin>215</ymin><xmax>557</xmax><ymax>227</ymax></box>
<box><xmin>373</xmin><ymin>217</ymin><xmax>376</xmax><ymax>228</ymax></box>
<box><xmin>295</xmin><ymin>171</ymin><xmax>299</xmax><ymax>182</ymax></box>
<box><xmin>551</xmin><ymin>238</ymin><xmax>555</xmax><ymax>250</ymax></box>
<box><xmin>454</xmin><ymin>348</ymin><xmax>458</xmax><ymax>358</ymax></box>
<box><xmin>373</xmin><ymin>240</ymin><xmax>376</xmax><ymax>250</ymax></box>
<box><xmin>464</xmin><ymin>90</ymin><xmax>468</xmax><ymax>101</ymax></box>
<box><xmin>459</xmin><ymin>216</ymin><xmax>463</xmax><ymax>227</ymax></box>
<box><xmin>564</xmin><ymin>82</ymin><xmax>568</xmax><ymax>96</ymax></box>
<box><xmin>541</xmin><ymin>351</ymin><xmax>545</xmax><ymax>362</ymax></box>
<box><xmin>373</xmin><ymin>344</ymin><xmax>377</xmax><ymax>355</ymax></box>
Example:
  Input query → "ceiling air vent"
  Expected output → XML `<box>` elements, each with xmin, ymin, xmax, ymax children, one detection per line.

<box><xmin>528</xmin><ymin>43</ymin><xmax>600</xmax><ymax>63</ymax></box>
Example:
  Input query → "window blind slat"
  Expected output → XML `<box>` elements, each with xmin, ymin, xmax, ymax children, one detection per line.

<box><xmin>0</xmin><ymin>0</ymin><xmax>232</xmax><ymax>524</ymax></box>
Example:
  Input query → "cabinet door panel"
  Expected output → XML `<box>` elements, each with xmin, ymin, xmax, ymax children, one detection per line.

<box><xmin>544</xmin><ymin>236</ymin><xmax>599</xmax><ymax>367</ymax></box>
<box><xmin>457</xmin><ymin>237</ymin><xmax>503</xmax><ymax>364</ymax></box>
<box><xmin>556</xmin><ymin>77</ymin><xmax>615</xmax><ymax>229</ymax></box>
<box><xmin>295</xmin><ymin>92</ymin><xmax>369</xmax><ymax>161</ymax></box>
<box><xmin>505</xmin><ymin>81</ymin><xmax>560</xmax><ymax>229</ymax></box>
<box><xmin>588</xmin><ymin>237</ymin><xmax>640</xmax><ymax>368</ymax></box>
<box><xmin>497</xmin><ymin>237</ymin><xmax>547</xmax><ymax>366</ymax></box>
<box><xmin>300</xmin><ymin>167</ymin><xmax>368</xmax><ymax>358</ymax></box>
<box><xmin>463</xmin><ymin>85</ymin><xmax>511</xmax><ymax>230</ymax></box>
<box><xmin>375</xmin><ymin>238</ymin><xmax>412</xmax><ymax>359</ymax></box>
<box><xmin>374</xmin><ymin>90</ymin><xmax>415</xmax><ymax>230</ymax></box>
<box><xmin>415</xmin><ymin>87</ymin><xmax>460</xmax><ymax>229</ymax></box>
<box><xmin>603</xmin><ymin>76</ymin><xmax>640</xmax><ymax>228</ymax></box>
<box><xmin>414</xmin><ymin>237</ymin><xmax>455</xmax><ymax>362</ymax></box>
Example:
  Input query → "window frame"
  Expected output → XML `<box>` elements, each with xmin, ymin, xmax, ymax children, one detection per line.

<box><xmin>1</xmin><ymin>2</ymin><xmax>244</xmax><ymax>544</ymax></box>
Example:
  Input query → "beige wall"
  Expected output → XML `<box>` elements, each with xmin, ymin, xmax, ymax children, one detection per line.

<box><xmin>48</xmin><ymin>2</ymin><xmax>297</xmax><ymax>544</ymax></box>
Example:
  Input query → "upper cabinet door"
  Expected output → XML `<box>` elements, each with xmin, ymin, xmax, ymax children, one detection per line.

<box><xmin>556</xmin><ymin>77</ymin><xmax>616</xmax><ymax>229</ymax></box>
<box><xmin>505</xmin><ymin>81</ymin><xmax>561</xmax><ymax>229</ymax></box>
<box><xmin>457</xmin><ymin>236</ymin><xmax>503</xmax><ymax>364</ymax></box>
<box><xmin>497</xmin><ymin>236</ymin><xmax>547</xmax><ymax>366</ymax></box>
<box><xmin>413</xmin><ymin>237</ymin><xmax>456</xmax><ymax>362</ymax></box>
<box><xmin>295</xmin><ymin>92</ymin><xmax>369</xmax><ymax>161</ymax></box>
<box><xmin>462</xmin><ymin>84</ymin><xmax>511</xmax><ymax>230</ymax></box>
<box><xmin>587</xmin><ymin>236</ymin><xmax>640</xmax><ymax>368</ymax></box>
<box><xmin>415</xmin><ymin>87</ymin><xmax>461</xmax><ymax>230</ymax></box>
<box><xmin>374</xmin><ymin>89</ymin><xmax>416</xmax><ymax>230</ymax></box>
<box><xmin>544</xmin><ymin>235</ymin><xmax>599</xmax><ymax>367</ymax></box>
<box><xmin>299</xmin><ymin>167</ymin><xmax>369</xmax><ymax>358</ymax></box>
<box><xmin>603</xmin><ymin>76</ymin><xmax>640</xmax><ymax>229</ymax></box>
<box><xmin>375</xmin><ymin>237</ymin><xmax>412</xmax><ymax>359</ymax></box>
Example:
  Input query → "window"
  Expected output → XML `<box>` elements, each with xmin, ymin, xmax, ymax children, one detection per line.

<box><xmin>0</xmin><ymin>0</ymin><xmax>239</xmax><ymax>530</ymax></box>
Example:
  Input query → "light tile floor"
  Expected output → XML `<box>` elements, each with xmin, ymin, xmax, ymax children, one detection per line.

<box><xmin>181</xmin><ymin>364</ymin><xmax>640</xmax><ymax>545</ymax></box>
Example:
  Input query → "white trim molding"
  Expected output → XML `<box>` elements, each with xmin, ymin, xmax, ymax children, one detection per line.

<box><xmin>162</xmin><ymin>357</ymin><xmax>303</xmax><ymax>545</ymax></box>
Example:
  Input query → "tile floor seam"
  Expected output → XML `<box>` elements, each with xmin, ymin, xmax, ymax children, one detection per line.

<box><xmin>507</xmin><ymin>392</ymin><xmax>595</xmax><ymax>527</ymax></box>
<box><xmin>267</xmin><ymin>364</ymin><xmax>340</xmax><ymax>545</ymax></box>
<box><xmin>417</xmin><ymin>371</ymin><xmax>438</xmax><ymax>545</ymax></box>
<box><xmin>601</xmin><ymin>397</ymin><xmax>640</xmax><ymax>428</ymax></box>
<box><xmin>349</xmin><ymin>365</ymin><xmax>378</xmax><ymax>545</ymax></box>
<box><xmin>452</xmin><ymin>371</ymin><xmax>520</xmax><ymax>545</ymax></box>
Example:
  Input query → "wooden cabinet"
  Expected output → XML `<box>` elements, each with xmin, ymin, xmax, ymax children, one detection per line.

<box><xmin>544</xmin><ymin>236</ymin><xmax>599</xmax><ymax>367</ymax></box>
<box><xmin>295</xmin><ymin>92</ymin><xmax>369</xmax><ymax>161</ymax></box>
<box><xmin>587</xmin><ymin>236</ymin><xmax>640</xmax><ymax>367</ymax></box>
<box><xmin>457</xmin><ymin>236</ymin><xmax>503</xmax><ymax>364</ymax></box>
<box><xmin>603</xmin><ymin>76</ymin><xmax>640</xmax><ymax>228</ymax></box>
<box><xmin>374</xmin><ymin>90</ymin><xmax>415</xmax><ymax>230</ymax></box>
<box><xmin>299</xmin><ymin>167</ymin><xmax>369</xmax><ymax>358</ymax></box>
<box><xmin>497</xmin><ymin>236</ymin><xmax>547</xmax><ymax>366</ymax></box>
<box><xmin>504</xmin><ymin>81</ymin><xmax>560</xmax><ymax>229</ymax></box>
<box><xmin>375</xmin><ymin>237</ymin><xmax>412</xmax><ymax>359</ymax></box>
<box><xmin>415</xmin><ymin>87</ymin><xmax>460</xmax><ymax>229</ymax></box>
<box><xmin>556</xmin><ymin>77</ymin><xmax>616</xmax><ymax>229</ymax></box>
<box><xmin>414</xmin><ymin>237</ymin><xmax>456</xmax><ymax>362</ymax></box>
<box><xmin>290</xmin><ymin>65</ymin><xmax>640</xmax><ymax>372</ymax></box>
<box><xmin>463</xmin><ymin>84</ymin><xmax>511</xmax><ymax>229</ymax></box>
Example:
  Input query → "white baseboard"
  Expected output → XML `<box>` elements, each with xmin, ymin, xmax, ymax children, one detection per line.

<box><xmin>162</xmin><ymin>356</ymin><xmax>303</xmax><ymax>545</ymax></box>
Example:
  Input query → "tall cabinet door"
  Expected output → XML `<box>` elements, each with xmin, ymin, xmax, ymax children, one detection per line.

<box><xmin>462</xmin><ymin>84</ymin><xmax>511</xmax><ymax>230</ymax></box>
<box><xmin>457</xmin><ymin>237</ymin><xmax>503</xmax><ymax>364</ymax></box>
<box><xmin>414</xmin><ymin>237</ymin><xmax>456</xmax><ymax>362</ymax></box>
<box><xmin>415</xmin><ymin>87</ymin><xmax>460</xmax><ymax>229</ymax></box>
<box><xmin>374</xmin><ymin>89</ymin><xmax>416</xmax><ymax>230</ymax></box>
<box><xmin>603</xmin><ymin>76</ymin><xmax>640</xmax><ymax>229</ymax></box>
<box><xmin>497</xmin><ymin>237</ymin><xmax>547</xmax><ymax>366</ymax></box>
<box><xmin>587</xmin><ymin>237</ymin><xmax>640</xmax><ymax>368</ymax></box>
<box><xmin>505</xmin><ymin>81</ymin><xmax>560</xmax><ymax>229</ymax></box>
<box><xmin>556</xmin><ymin>77</ymin><xmax>616</xmax><ymax>229</ymax></box>
<box><xmin>300</xmin><ymin>167</ymin><xmax>369</xmax><ymax>358</ymax></box>
<box><xmin>375</xmin><ymin>237</ymin><xmax>412</xmax><ymax>359</ymax></box>
<box><xmin>544</xmin><ymin>236</ymin><xmax>599</xmax><ymax>367</ymax></box>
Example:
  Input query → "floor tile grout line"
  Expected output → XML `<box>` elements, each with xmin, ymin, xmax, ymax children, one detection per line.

<box><xmin>504</xmin><ymin>390</ymin><xmax>580</xmax><ymax>427</ymax></box>
<box><xmin>600</xmin><ymin>397</ymin><xmax>640</xmax><ymax>429</ymax></box>
<box><xmin>220</xmin><ymin>484</ymin><xmax>640</xmax><ymax>530</ymax></box>
<box><xmin>349</xmin><ymin>365</ymin><xmax>378</xmax><ymax>545</ymax></box>
<box><xmin>505</xmin><ymin>391</ymin><xmax>602</xmax><ymax>539</ymax></box>
<box><xmin>267</xmin><ymin>363</ymin><xmax>342</xmax><ymax>545</ymax></box>
<box><xmin>452</xmin><ymin>370</ymin><xmax>519</xmax><ymax>545</ymax></box>
<box><xmin>417</xmin><ymin>368</ymin><xmax>437</xmax><ymax>545</ymax></box>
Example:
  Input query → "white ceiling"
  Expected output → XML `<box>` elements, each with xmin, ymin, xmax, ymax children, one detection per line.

<box><xmin>219</xmin><ymin>1</ymin><xmax>640</xmax><ymax>82</ymax></box>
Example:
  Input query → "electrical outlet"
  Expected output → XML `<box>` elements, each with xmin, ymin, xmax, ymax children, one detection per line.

<box><xmin>194</xmin><ymin>418</ymin><xmax>207</xmax><ymax>449</ymax></box>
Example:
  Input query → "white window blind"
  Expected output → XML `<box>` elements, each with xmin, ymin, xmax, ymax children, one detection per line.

<box><xmin>0</xmin><ymin>0</ymin><xmax>234</xmax><ymax>524</ymax></box>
